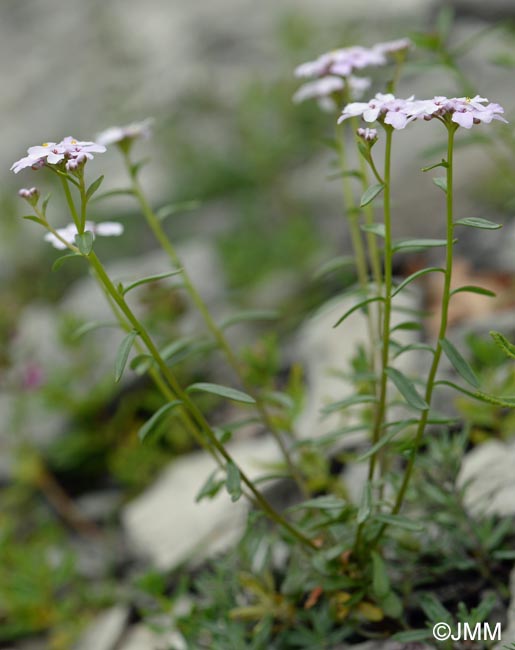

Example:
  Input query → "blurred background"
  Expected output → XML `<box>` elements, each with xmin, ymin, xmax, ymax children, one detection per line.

<box><xmin>1</xmin><ymin>0</ymin><xmax>515</xmax><ymax>648</ymax></box>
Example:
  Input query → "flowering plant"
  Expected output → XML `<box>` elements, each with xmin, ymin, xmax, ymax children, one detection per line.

<box><xmin>10</xmin><ymin>28</ymin><xmax>515</xmax><ymax>646</ymax></box>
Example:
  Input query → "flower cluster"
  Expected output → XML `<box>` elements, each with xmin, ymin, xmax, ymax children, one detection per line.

<box><xmin>96</xmin><ymin>119</ymin><xmax>153</xmax><ymax>147</ymax></box>
<box><xmin>44</xmin><ymin>221</ymin><xmax>124</xmax><ymax>250</ymax></box>
<box><xmin>339</xmin><ymin>94</ymin><xmax>508</xmax><ymax>130</ymax></box>
<box><xmin>11</xmin><ymin>137</ymin><xmax>106</xmax><ymax>174</ymax></box>
<box><xmin>293</xmin><ymin>38</ymin><xmax>412</xmax><ymax>110</ymax></box>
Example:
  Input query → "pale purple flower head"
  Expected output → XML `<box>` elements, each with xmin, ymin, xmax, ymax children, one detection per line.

<box><xmin>293</xmin><ymin>75</ymin><xmax>370</xmax><ymax>111</ymax></box>
<box><xmin>373</xmin><ymin>38</ymin><xmax>413</xmax><ymax>56</ymax></box>
<box><xmin>96</xmin><ymin>119</ymin><xmax>153</xmax><ymax>146</ymax></box>
<box><xmin>338</xmin><ymin>93</ymin><xmax>415</xmax><ymax>130</ymax></box>
<box><xmin>405</xmin><ymin>95</ymin><xmax>508</xmax><ymax>128</ymax></box>
<box><xmin>11</xmin><ymin>137</ymin><xmax>106</xmax><ymax>174</ymax></box>
<box><xmin>295</xmin><ymin>46</ymin><xmax>386</xmax><ymax>80</ymax></box>
<box><xmin>44</xmin><ymin>221</ymin><xmax>124</xmax><ymax>250</ymax></box>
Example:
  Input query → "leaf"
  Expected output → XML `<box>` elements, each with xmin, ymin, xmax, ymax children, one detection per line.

<box><xmin>440</xmin><ymin>338</ymin><xmax>479</xmax><ymax>388</ymax></box>
<box><xmin>313</xmin><ymin>255</ymin><xmax>355</xmax><ymax>280</ymax></box>
<box><xmin>421</xmin><ymin>159</ymin><xmax>448</xmax><ymax>172</ymax></box>
<box><xmin>114</xmin><ymin>330</ymin><xmax>138</xmax><ymax>382</ymax></box>
<box><xmin>326</xmin><ymin>169</ymin><xmax>363</xmax><ymax>181</ymax></box>
<box><xmin>390</xmin><ymin>321</ymin><xmax>423</xmax><ymax>332</ymax></box>
<box><xmin>219</xmin><ymin>309</ymin><xmax>279</xmax><ymax>330</ymax></box>
<box><xmin>226</xmin><ymin>461</ymin><xmax>242</xmax><ymax>502</ymax></box>
<box><xmin>42</xmin><ymin>193</ymin><xmax>51</xmax><ymax>215</ymax></box>
<box><xmin>289</xmin><ymin>495</ymin><xmax>347</xmax><ymax>512</ymax></box>
<box><xmin>361</xmin><ymin>223</ymin><xmax>386</xmax><ymax>238</ymax></box>
<box><xmin>450</xmin><ymin>285</ymin><xmax>496</xmax><ymax>298</ymax></box>
<box><xmin>380</xmin><ymin>591</ymin><xmax>403</xmax><ymax>619</ymax></box>
<box><xmin>73</xmin><ymin>320</ymin><xmax>119</xmax><ymax>340</ymax></box>
<box><xmin>75</xmin><ymin>231</ymin><xmax>94</xmax><ymax>255</ymax></box>
<box><xmin>131</xmin><ymin>158</ymin><xmax>150</xmax><ymax>177</ymax></box>
<box><xmin>156</xmin><ymin>200</ymin><xmax>201</xmax><ymax>221</ymax></box>
<box><xmin>321</xmin><ymin>394</ymin><xmax>376</xmax><ymax>416</ymax></box>
<box><xmin>137</xmin><ymin>400</ymin><xmax>182</xmax><ymax>441</ymax></box>
<box><xmin>371</xmin><ymin>552</ymin><xmax>390</xmax><ymax>599</ymax></box>
<box><xmin>360</xmin><ymin>183</ymin><xmax>385</xmax><ymax>207</ymax></box>
<box><xmin>121</xmin><ymin>269</ymin><xmax>182</xmax><ymax>295</ymax></box>
<box><xmin>454</xmin><ymin>217</ymin><xmax>502</xmax><ymax>230</ymax></box>
<box><xmin>51</xmin><ymin>252</ymin><xmax>81</xmax><ymax>272</ymax></box>
<box><xmin>436</xmin><ymin>380</ymin><xmax>515</xmax><ymax>408</ymax></box>
<box><xmin>333</xmin><ymin>296</ymin><xmax>384</xmax><ymax>328</ymax></box>
<box><xmin>86</xmin><ymin>175</ymin><xmax>104</xmax><ymax>201</ymax></box>
<box><xmin>392</xmin><ymin>267</ymin><xmax>445</xmax><ymax>297</ymax></box>
<box><xmin>393</xmin><ymin>342</ymin><xmax>436</xmax><ymax>359</ymax></box>
<box><xmin>433</xmin><ymin>176</ymin><xmax>447</xmax><ymax>193</ymax></box>
<box><xmin>22</xmin><ymin>215</ymin><xmax>46</xmax><ymax>227</ymax></box>
<box><xmin>195</xmin><ymin>470</ymin><xmax>225</xmax><ymax>502</ymax></box>
<box><xmin>374</xmin><ymin>513</ymin><xmax>424</xmax><ymax>532</ymax></box>
<box><xmin>357</xmin><ymin>483</ymin><xmax>372</xmax><ymax>524</ymax></box>
<box><xmin>386</xmin><ymin>367</ymin><xmax>429</xmax><ymax>411</ymax></box>
<box><xmin>490</xmin><ymin>330</ymin><xmax>515</xmax><ymax>360</ymax></box>
<box><xmin>187</xmin><ymin>383</ymin><xmax>256</xmax><ymax>404</ymax></box>
<box><xmin>393</xmin><ymin>238</ymin><xmax>449</xmax><ymax>252</ymax></box>
<box><xmin>391</xmin><ymin>630</ymin><xmax>433</xmax><ymax>642</ymax></box>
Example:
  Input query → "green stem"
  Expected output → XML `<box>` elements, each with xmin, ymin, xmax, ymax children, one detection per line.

<box><xmin>374</xmin><ymin>125</ymin><xmax>458</xmax><ymax>544</ymax></box>
<box><xmin>123</xmin><ymin>153</ymin><xmax>309</xmax><ymax>497</ymax></box>
<box><xmin>60</xmin><ymin>176</ymin><xmax>81</xmax><ymax>230</ymax></box>
<box><xmin>86</xmin><ymin>250</ymin><xmax>315</xmax><ymax>549</ymax></box>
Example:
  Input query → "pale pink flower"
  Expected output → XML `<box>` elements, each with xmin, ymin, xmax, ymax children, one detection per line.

<box><xmin>339</xmin><ymin>93</ymin><xmax>415</xmax><ymax>130</ymax></box>
<box><xmin>406</xmin><ymin>95</ymin><xmax>508</xmax><ymax>128</ymax></box>
<box><xmin>295</xmin><ymin>46</ymin><xmax>386</xmax><ymax>80</ymax></box>
<box><xmin>44</xmin><ymin>221</ymin><xmax>124</xmax><ymax>250</ymax></box>
<box><xmin>96</xmin><ymin>119</ymin><xmax>153</xmax><ymax>146</ymax></box>
<box><xmin>60</xmin><ymin>136</ymin><xmax>106</xmax><ymax>159</ymax></box>
<box><xmin>373</xmin><ymin>38</ymin><xmax>413</xmax><ymax>56</ymax></box>
<box><xmin>293</xmin><ymin>75</ymin><xmax>370</xmax><ymax>111</ymax></box>
<box><xmin>11</xmin><ymin>137</ymin><xmax>106</xmax><ymax>174</ymax></box>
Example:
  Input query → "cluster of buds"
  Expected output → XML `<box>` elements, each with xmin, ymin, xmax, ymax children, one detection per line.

<box><xmin>18</xmin><ymin>186</ymin><xmax>40</xmax><ymax>206</ymax></box>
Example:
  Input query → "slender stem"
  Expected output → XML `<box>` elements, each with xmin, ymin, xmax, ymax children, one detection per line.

<box><xmin>60</xmin><ymin>176</ymin><xmax>81</xmax><ymax>230</ymax></box>
<box><xmin>86</xmin><ymin>251</ymin><xmax>315</xmax><ymax>549</ymax></box>
<box><xmin>374</xmin><ymin>125</ymin><xmax>458</xmax><ymax>545</ymax></box>
<box><xmin>123</xmin><ymin>153</ymin><xmax>309</xmax><ymax>497</ymax></box>
<box><xmin>367</xmin><ymin>126</ymin><xmax>394</xmax><ymax>482</ymax></box>
<box><xmin>353</xmin><ymin>126</ymin><xmax>394</xmax><ymax>554</ymax></box>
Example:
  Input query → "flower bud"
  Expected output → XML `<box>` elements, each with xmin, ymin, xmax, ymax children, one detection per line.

<box><xmin>66</xmin><ymin>153</ymin><xmax>87</xmax><ymax>173</ymax></box>
<box><xmin>357</xmin><ymin>127</ymin><xmax>378</xmax><ymax>144</ymax></box>
<box><xmin>18</xmin><ymin>187</ymin><xmax>40</xmax><ymax>206</ymax></box>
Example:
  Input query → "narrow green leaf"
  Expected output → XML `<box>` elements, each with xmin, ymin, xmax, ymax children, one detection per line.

<box><xmin>436</xmin><ymin>380</ymin><xmax>515</xmax><ymax>408</ymax></box>
<box><xmin>357</xmin><ymin>483</ymin><xmax>372</xmax><ymax>524</ymax></box>
<box><xmin>440</xmin><ymin>338</ymin><xmax>479</xmax><ymax>388</ymax></box>
<box><xmin>333</xmin><ymin>296</ymin><xmax>384</xmax><ymax>328</ymax></box>
<box><xmin>380</xmin><ymin>591</ymin><xmax>403</xmax><ymax>619</ymax></box>
<box><xmin>156</xmin><ymin>200</ymin><xmax>201</xmax><ymax>221</ymax></box>
<box><xmin>421</xmin><ymin>159</ymin><xmax>448</xmax><ymax>172</ymax></box>
<box><xmin>386</xmin><ymin>367</ymin><xmax>429</xmax><ymax>411</ymax></box>
<box><xmin>73</xmin><ymin>320</ymin><xmax>119</xmax><ymax>340</ymax></box>
<box><xmin>433</xmin><ymin>176</ymin><xmax>447</xmax><ymax>193</ymax></box>
<box><xmin>219</xmin><ymin>310</ymin><xmax>279</xmax><ymax>330</ymax></box>
<box><xmin>360</xmin><ymin>183</ymin><xmax>385</xmax><ymax>207</ymax></box>
<box><xmin>326</xmin><ymin>169</ymin><xmax>363</xmax><ymax>181</ymax></box>
<box><xmin>138</xmin><ymin>400</ymin><xmax>182</xmax><ymax>441</ymax></box>
<box><xmin>371</xmin><ymin>552</ymin><xmax>390</xmax><ymax>599</ymax></box>
<box><xmin>42</xmin><ymin>193</ymin><xmax>51</xmax><ymax>215</ymax></box>
<box><xmin>195</xmin><ymin>470</ymin><xmax>225</xmax><ymax>502</ymax></box>
<box><xmin>121</xmin><ymin>269</ymin><xmax>182</xmax><ymax>295</ymax></box>
<box><xmin>374</xmin><ymin>513</ymin><xmax>424</xmax><ymax>532</ymax></box>
<box><xmin>115</xmin><ymin>330</ymin><xmax>138</xmax><ymax>382</ymax></box>
<box><xmin>288</xmin><ymin>495</ymin><xmax>347</xmax><ymax>512</ymax></box>
<box><xmin>313</xmin><ymin>255</ymin><xmax>354</xmax><ymax>279</ymax></box>
<box><xmin>393</xmin><ymin>342</ymin><xmax>436</xmax><ymax>359</ymax></box>
<box><xmin>454</xmin><ymin>217</ymin><xmax>502</xmax><ymax>230</ymax></box>
<box><xmin>390</xmin><ymin>321</ymin><xmax>423</xmax><ymax>333</ymax></box>
<box><xmin>451</xmin><ymin>285</ymin><xmax>496</xmax><ymax>298</ymax></box>
<box><xmin>75</xmin><ymin>231</ymin><xmax>94</xmax><ymax>255</ymax></box>
<box><xmin>226</xmin><ymin>461</ymin><xmax>242</xmax><ymax>502</ymax></box>
<box><xmin>361</xmin><ymin>223</ymin><xmax>386</xmax><ymax>238</ymax></box>
<box><xmin>51</xmin><ymin>252</ymin><xmax>81</xmax><ymax>272</ymax></box>
<box><xmin>86</xmin><ymin>175</ymin><xmax>104</xmax><ymax>201</ymax></box>
<box><xmin>490</xmin><ymin>330</ymin><xmax>515</xmax><ymax>360</ymax></box>
<box><xmin>393</xmin><ymin>238</ymin><xmax>449</xmax><ymax>252</ymax></box>
<box><xmin>187</xmin><ymin>383</ymin><xmax>256</xmax><ymax>404</ymax></box>
<box><xmin>392</xmin><ymin>267</ymin><xmax>445</xmax><ymax>296</ymax></box>
<box><xmin>321</xmin><ymin>394</ymin><xmax>376</xmax><ymax>416</ymax></box>
<box><xmin>22</xmin><ymin>215</ymin><xmax>46</xmax><ymax>227</ymax></box>
<box><xmin>131</xmin><ymin>158</ymin><xmax>149</xmax><ymax>177</ymax></box>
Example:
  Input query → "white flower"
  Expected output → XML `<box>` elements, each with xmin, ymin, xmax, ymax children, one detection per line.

<box><xmin>44</xmin><ymin>221</ymin><xmax>124</xmax><ymax>250</ymax></box>
<box><xmin>96</xmin><ymin>119</ymin><xmax>153</xmax><ymax>146</ymax></box>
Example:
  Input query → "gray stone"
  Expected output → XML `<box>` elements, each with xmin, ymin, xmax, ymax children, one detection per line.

<box><xmin>458</xmin><ymin>439</ymin><xmax>515</xmax><ymax>517</ymax></box>
<box><xmin>117</xmin><ymin>624</ymin><xmax>186</xmax><ymax>650</ymax></box>
<box><xmin>74</xmin><ymin>605</ymin><xmax>130</xmax><ymax>650</ymax></box>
